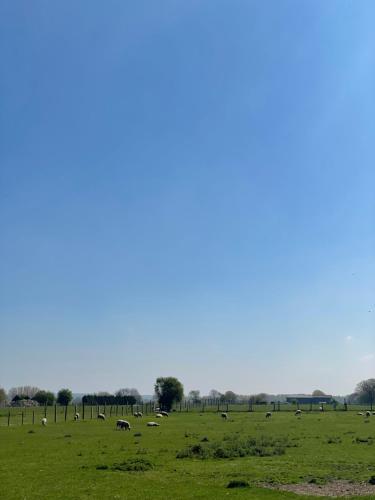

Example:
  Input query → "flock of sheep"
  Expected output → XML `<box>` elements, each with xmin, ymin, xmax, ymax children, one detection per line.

<box><xmin>40</xmin><ymin>408</ymin><xmax>375</xmax><ymax>427</ymax></box>
<box><xmin>40</xmin><ymin>408</ymin><xmax>170</xmax><ymax>428</ymax></box>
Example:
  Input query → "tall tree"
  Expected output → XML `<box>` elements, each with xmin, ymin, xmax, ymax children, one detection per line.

<box><xmin>356</xmin><ymin>379</ymin><xmax>375</xmax><ymax>406</ymax></box>
<box><xmin>154</xmin><ymin>377</ymin><xmax>183</xmax><ymax>411</ymax></box>
<box><xmin>57</xmin><ymin>388</ymin><xmax>73</xmax><ymax>406</ymax></box>
<box><xmin>188</xmin><ymin>390</ymin><xmax>201</xmax><ymax>403</ymax></box>
<box><xmin>312</xmin><ymin>389</ymin><xmax>326</xmax><ymax>396</ymax></box>
<box><xmin>0</xmin><ymin>388</ymin><xmax>7</xmax><ymax>405</ymax></box>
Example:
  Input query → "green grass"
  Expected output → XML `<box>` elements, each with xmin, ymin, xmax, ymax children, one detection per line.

<box><xmin>1</xmin><ymin>411</ymin><xmax>375</xmax><ymax>499</ymax></box>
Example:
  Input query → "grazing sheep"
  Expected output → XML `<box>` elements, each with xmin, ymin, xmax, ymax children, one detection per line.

<box><xmin>357</xmin><ymin>412</ymin><xmax>364</xmax><ymax>416</ymax></box>
<box><xmin>161</xmin><ymin>411</ymin><xmax>169</xmax><ymax>417</ymax></box>
<box><xmin>147</xmin><ymin>421</ymin><xmax>160</xmax><ymax>427</ymax></box>
<box><xmin>366</xmin><ymin>411</ymin><xmax>371</xmax><ymax>417</ymax></box>
<box><xmin>295</xmin><ymin>410</ymin><xmax>302</xmax><ymax>416</ymax></box>
<box><xmin>319</xmin><ymin>406</ymin><xmax>324</xmax><ymax>412</ymax></box>
<box><xmin>266</xmin><ymin>412</ymin><xmax>272</xmax><ymax>418</ymax></box>
<box><xmin>97</xmin><ymin>413</ymin><xmax>106</xmax><ymax>420</ymax></box>
<box><xmin>156</xmin><ymin>413</ymin><xmax>163</xmax><ymax>418</ymax></box>
<box><xmin>116</xmin><ymin>419</ymin><xmax>131</xmax><ymax>430</ymax></box>
<box><xmin>74</xmin><ymin>413</ymin><xmax>80</xmax><ymax>421</ymax></box>
<box><xmin>41</xmin><ymin>417</ymin><xmax>47</xmax><ymax>426</ymax></box>
<box><xmin>134</xmin><ymin>412</ymin><xmax>143</xmax><ymax>418</ymax></box>
<box><xmin>221</xmin><ymin>412</ymin><xmax>228</xmax><ymax>420</ymax></box>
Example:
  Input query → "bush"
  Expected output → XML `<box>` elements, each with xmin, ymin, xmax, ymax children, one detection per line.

<box><xmin>177</xmin><ymin>435</ymin><xmax>289</xmax><ymax>460</ymax></box>
<box><xmin>227</xmin><ymin>480</ymin><xmax>249</xmax><ymax>489</ymax></box>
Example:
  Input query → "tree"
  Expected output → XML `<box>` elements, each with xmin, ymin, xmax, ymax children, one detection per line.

<box><xmin>8</xmin><ymin>386</ymin><xmax>40</xmax><ymax>400</ymax></box>
<box><xmin>250</xmin><ymin>393</ymin><xmax>268</xmax><ymax>404</ymax></box>
<box><xmin>312</xmin><ymin>389</ymin><xmax>326</xmax><ymax>396</ymax></box>
<box><xmin>116</xmin><ymin>388</ymin><xmax>142</xmax><ymax>403</ymax></box>
<box><xmin>356</xmin><ymin>379</ymin><xmax>375</xmax><ymax>407</ymax></box>
<box><xmin>188</xmin><ymin>390</ymin><xmax>201</xmax><ymax>403</ymax></box>
<box><xmin>208</xmin><ymin>389</ymin><xmax>222</xmax><ymax>400</ymax></box>
<box><xmin>223</xmin><ymin>390</ymin><xmax>237</xmax><ymax>402</ymax></box>
<box><xmin>33</xmin><ymin>390</ymin><xmax>55</xmax><ymax>406</ymax></box>
<box><xmin>0</xmin><ymin>388</ymin><xmax>7</xmax><ymax>406</ymax></box>
<box><xmin>57</xmin><ymin>388</ymin><xmax>73</xmax><ymax>406</ymax></box>
<box><xmin>154</xmin><ymin>377</ymin><xmax>183</xmax><ymax>411</ymax></box>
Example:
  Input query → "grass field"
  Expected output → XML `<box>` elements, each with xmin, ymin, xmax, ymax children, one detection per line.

<box><xmin>1</xmin><ymin>410</ymin><xmax>375</xmax><ymax>499</ymax></box>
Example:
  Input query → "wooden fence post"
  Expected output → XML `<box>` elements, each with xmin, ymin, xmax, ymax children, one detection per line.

<box><xmin>82</xmin><ymin>402</ymin><xmax>85</xmax><ymax>420</ymax></box>
<box><xmin>65</xmin><ymin>405</ymin><xmax>68</xmax><ymax>421</ymax></box>
<box><xmin>21</xmin><ymin>412</ymin><xmax>24</xmax><ymax>425</ymax></box>
<box><xmin>54</xmin><ymin>404</ymin><xmax>57</xmax><ymax>423</ymax></box>
<box><xmin>8</xmin><ymin>411</ymin><xmax>10</xmax><ymax>426</ymax></box>
<box><xmin>32</xmin><ymin>410</ymin><xmax>35</xmax><ymax>425</ymax></box>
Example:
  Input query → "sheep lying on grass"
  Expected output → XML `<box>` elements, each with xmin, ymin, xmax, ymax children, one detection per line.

<box><xmin>161</xmin><ymin>411</ymin><xmax>169</xmax><ymax>417</ymax></box>
<box><xmin>156</xmin><ymin>413</ymin><xmax>163</xmax><ymax>418</ymax></box>
<box><xmin>147</xmin><ymin>422</ymin><xmax>160</xmax><ymax>427</ymax></box>
<box><xmin>97</xmin><ymin>413</ymin><xmax>106</xmax><ymax>420</ymax></box>
<box><xmin>116</xmin><ymin>419</ymin><xmax>131</xmax><ymax>430</ymax></box>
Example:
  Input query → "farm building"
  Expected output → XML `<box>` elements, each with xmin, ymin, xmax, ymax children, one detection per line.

<box><xmin>286</xmin><ymin>394</ymin><xmax>333</xmax><ymax>404</ymax></box>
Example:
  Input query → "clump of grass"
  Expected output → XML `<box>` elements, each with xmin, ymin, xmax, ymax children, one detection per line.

<box><xmin>227</xmin><ymin>480</ymin><xmax>249</xmax><ymax>488</ymax></box>
<box><xmin>96</xmin><ymin>458</ymin><xmax>153</xmax><ymax>472</ymax></box>
<box><xmin>112</xmin><ymin>458</ymin><xmax>153</xmax><ymax>472</ymax></box>
<box><xmin>326</xmin><ymin>436</ymin><xmax>342</xmax><ymax>444</ymax></box>
<box><xmin>354</xmin><ymin>437</ymin><xmax>374</xmax><ymax>445</ymax></box>
<box><xmin>177</xmin><ymin>435</ymin><xmax>289</xmax><ymax>460</ymax></box>
<box><xmin>134</xmin><ymin>432</ymin><xmax>142</xmax><ymax>437</ymax></box>
<box><xmin>64</xmin><ymin>434</ymin><xmax>72</xmax><ymax>438</ymax></box>
<box><xmin>201</xmin><ymin>436</ymin><xmax>209</xmax><ymax>442</ymax></box>
<box><xmin>28</xmin><ymin>430</ymin><xmax>35</xmax><ymax>434</ymax></box>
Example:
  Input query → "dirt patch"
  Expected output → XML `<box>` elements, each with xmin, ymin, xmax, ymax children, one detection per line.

<box><xmin>265</xmin><ymin>481</ymin><xmax>375</xmax><ymax>497</ymax></box>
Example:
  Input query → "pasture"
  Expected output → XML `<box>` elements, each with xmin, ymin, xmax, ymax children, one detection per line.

<box><xmin>1</xmin><ymin>410</ymin><xmax>375</xmax><ymax>499</ymax></box>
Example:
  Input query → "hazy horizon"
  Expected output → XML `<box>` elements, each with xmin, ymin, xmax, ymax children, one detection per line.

<box><xmin>1</xmin><ymin>1</ymin><xmax>374</xmax><ymax>396</ymax></box>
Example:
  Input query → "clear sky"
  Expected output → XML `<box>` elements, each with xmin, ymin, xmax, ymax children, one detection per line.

<box><xmin>1</xmin><ymin>0</ymin><xmax>374</xmax><ymax>396</ymax></box>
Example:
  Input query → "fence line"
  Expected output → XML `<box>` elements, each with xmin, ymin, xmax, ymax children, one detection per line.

<box><xmin>0</xmin><ymin>400</ymin><xmax>373</xmax><ymax>427</ymax></box>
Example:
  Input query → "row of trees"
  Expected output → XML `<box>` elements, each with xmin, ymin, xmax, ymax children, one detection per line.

<box><xmin>1</xmin><ymin>379</ymin><xmax>374</xmax><ymax>409</ymax></box>
<box><xmin>0</xmin><ymin>387</ymin><xmax>73</xmax><ymax>406</ymax></box>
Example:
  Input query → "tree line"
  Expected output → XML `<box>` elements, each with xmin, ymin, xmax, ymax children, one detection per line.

<box><xmin>1</xmin><ymin>378</ymin><xmax>374</xmax><ymax>410</ymax></box>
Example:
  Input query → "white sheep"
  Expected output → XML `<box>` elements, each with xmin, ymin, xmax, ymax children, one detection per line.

<box><xmin>357</xmin><ymin>412</ymin><xmax>364</xmax><ymax>416</ymax></box>
<box><xmin>134</xmin><ymin>411</ymin><xmax>143</xmax><ymax>418</ymax></box>
<box><xmin>295</xmin><ymin>410</ymin><xmax>302</xmax><ymax>416</ymax></box>
<box><xmin>366</xmin><ymin>411</ymin><xmax>371</xmax><ymax>417</ymax></box>
<box><xmin>116</xmin><ymin>419</ymin><xmax>131</xmax><ymax>430</ymax></box>
<box><xmin>319</xmin><ymin>406</ymin><xmax>324</xmax><ymax>412</ymax></box>
<box><xmin>41</xmin><ymin>417</ymin><xmax>47</xmax><ymax>426</ymax></box>
<box><xmin>74</xmin><ymin>413</ymin><xmax>80</xmax><ymax>421</ymax></box>
<box><xmin>221</xmin><ymin>412</ymin><xmax>228</xmax><ymax>420</ymax></box>
<box><xmin>147</xmin><ymin>421</ymin><xmax>160</xmax><ymax>427</ymax></box>
<box><xmin>97</xmin><ymin>413</ymin><xmax>106</xmax><ymax>420</ymax></box>
<box><xmin>266</xmin><ymin>412</ymin><xmax>272</xmax><ymax>418</ymax></box>
<box><xmin>156</xmin><ymin>413</ymin><xmax>163</xmax><ymax>418</ymax></box>
<box><xmin>161</xmin><ymin>411</ymin><xmax>169</xmax><ymax>417</ymax></box>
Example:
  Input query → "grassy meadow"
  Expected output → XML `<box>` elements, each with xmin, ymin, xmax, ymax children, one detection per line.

<box><xmin>1</xmin><ymin>409</ymin><xmax>375</xmax><ymax>499</ymax></box>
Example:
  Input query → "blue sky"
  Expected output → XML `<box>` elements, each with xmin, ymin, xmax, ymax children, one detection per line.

<box><xmin>1</xmin><ymin>0</ymin><xmax>374</xmax><ymax>396</ymax></box>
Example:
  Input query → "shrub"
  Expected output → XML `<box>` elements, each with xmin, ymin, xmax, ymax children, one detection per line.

<box><xmin>227</xmin><ymin>480</ymin><xmax>249</xmax><ymax>489</ymax></box>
